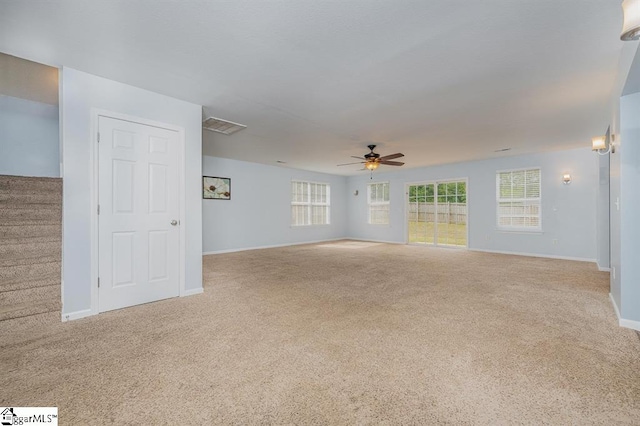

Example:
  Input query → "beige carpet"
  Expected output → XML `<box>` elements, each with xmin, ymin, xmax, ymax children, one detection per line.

<box><xmin>1</xmin><ymin>242</ymin><xmax>639</xmax><ymax>424</ymax></box>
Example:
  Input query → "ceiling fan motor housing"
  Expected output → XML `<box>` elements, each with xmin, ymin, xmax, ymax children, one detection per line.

<box><xmin>365</xmin><ymin>145</ymin><xmax>380</xmax><ymax>160</ymax></box>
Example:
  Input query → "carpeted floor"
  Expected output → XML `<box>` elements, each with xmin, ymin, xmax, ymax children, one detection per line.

<box><xmin>2</xmin><ymin>241</ymin><xmax>639</xmax><ymax>424</ymax></box>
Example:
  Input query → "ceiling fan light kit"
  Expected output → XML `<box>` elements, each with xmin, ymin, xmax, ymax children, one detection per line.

<box><xmin>365</xmin><ymin>162</ymin><xmax>379</xmax><ymax>171</ymax></box>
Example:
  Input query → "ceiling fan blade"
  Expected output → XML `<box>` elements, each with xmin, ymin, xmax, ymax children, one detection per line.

<box><xmin>351</xmin><ymin>156</ymin><xmax>366</xmax><ymax>160</ymax></box>
<box><xmin>379</xmin><ymin>153</ymin><xmax>404</xmax><ymax>161</ymax></box>
<box><xmin>379</xmin><ymin>160</ymin><xmax>404</xmax><ymax>166</ymax></box>
<box><xmin>337</xmin><ymin>161</ymin><xmax>365</xmax><ymax>166</ymax></box>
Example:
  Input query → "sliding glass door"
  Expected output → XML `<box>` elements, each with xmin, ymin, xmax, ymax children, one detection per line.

<box><xmin>408</xmin><ymin>183</ymin><xmax>436</xmax><ymax>244</ymax></box>
<box><xmin>407</xmin><ymin>180</ymin><xmax>467</xmax><ymax>247</ymax></box>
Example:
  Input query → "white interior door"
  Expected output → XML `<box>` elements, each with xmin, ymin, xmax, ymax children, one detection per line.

<box><xmin>98</xmin><ymin>116</ymin><xmax>180</xmax><ymax>312</ymax></box>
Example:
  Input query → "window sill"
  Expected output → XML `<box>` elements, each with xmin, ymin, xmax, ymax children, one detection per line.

<box><xmin>290</xmin><ymin>224</ymin><xmax>331</xmax><ymax>228</ymax></box>
<box><xmin>367</xmin><ymin>223</ymin><xmax>390</xmax><ymax>227</ymax></box>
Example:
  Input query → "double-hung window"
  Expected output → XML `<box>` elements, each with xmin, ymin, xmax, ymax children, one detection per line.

<box><xmin>291</xmin><ymin>181</ymin><xmax>330</xmax><ymax>226</ymax></box>
<box><xmin>368</xmin><ymin>182</ymin><xmax>390</xmax><ymax>225</ymax></box>
<box><xmin>496</xmin><ymin>168</ymin><xmax>541</xmax><ymax>231</ymax></box>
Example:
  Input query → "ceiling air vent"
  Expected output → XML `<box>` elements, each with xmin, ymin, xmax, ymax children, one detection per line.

<box><xmin>202</xmin><ymin>116</ymin><xmax>247</xmax><ymax>135</ymax></box>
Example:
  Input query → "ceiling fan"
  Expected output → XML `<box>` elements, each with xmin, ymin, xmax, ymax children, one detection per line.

<box><xmin>337</xmin><ymin>145</ymin><xmax>405</xmax><ymax>171</ymax></box>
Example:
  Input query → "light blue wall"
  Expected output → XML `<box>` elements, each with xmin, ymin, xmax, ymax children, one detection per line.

<box><xmin>0</xmin><ymin>95</ymin><xmax>59</xmax><ymax>177</ymax></box>
<box><xmin>609</xmin><ymin>134</ymin><xmax>622</xmax><ymax>310</ymax></box>
<box><xmin>619</xmin><ymin>92</ymin><xmax>640</xmax><ymax>322</ymax></box>
<box><xmin>347</xmin><ymin>148</ymin><xmax>598</xmax><ymax>260</ymax></box>
<box><xmin>595</xmin><ymin>143</ymin><xmax>610</xmax><ymax>271</ymax></box>
<box><xmin>202</xmin><ymin>156</ymin><xmax>348</xmax><ymax>253</ymax></box>
<box><xmin>608</xmin><ymin>42</ymin><xmax>640</xmax><ymax>323</ymax></box>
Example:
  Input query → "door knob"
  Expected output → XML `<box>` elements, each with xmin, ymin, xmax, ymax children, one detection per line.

<box><xmin>170</xmin><ymin>220</ymin><xmax>178</xmax><ymax>226</ymax></box>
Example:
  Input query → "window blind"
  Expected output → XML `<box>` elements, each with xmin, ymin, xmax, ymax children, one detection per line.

<box><xmin>368</xmin><ymin>182</ymin><xmax>390</xmax><ymax>225</ymax></box>
<box><xmin>291</xmin><ymin>181</ymin><xmax>330</xmax><ymax>226</ymax></box>
<box><xmin>496</xmin><ymin>168</ymin><xmax>541</xmax><ymax>230</ymax></box>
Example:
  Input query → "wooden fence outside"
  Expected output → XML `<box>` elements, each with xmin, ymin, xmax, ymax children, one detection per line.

<box><xmin>407</xmin><ymin>202</ymin><xmax>467</xmax><ymax>224</ymax></box>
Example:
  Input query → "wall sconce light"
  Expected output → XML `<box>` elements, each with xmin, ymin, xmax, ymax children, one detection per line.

<box><xmin>592</xmin><ymin>136</ymin><xmax>615</xmax><ymax>155</ymax></box>
<box><xmin>353</xmin><ymin>190</ymin><xmax>359</xmax><ymax>196</ymax></box>
<box><xmin>621</xmin><ymin>0</ymin><xmax>640</xmax><ymax>40</ymax></box>
<box><xmin>562</xmin><ymin>174</ymin><xmax>572</xmax><ymax>185</ymax></box>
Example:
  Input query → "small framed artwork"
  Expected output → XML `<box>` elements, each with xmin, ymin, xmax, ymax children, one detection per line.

<box><xmin>203</xmin><ymin>176</ymin><xmax>231</xmax><ymax>200</ymax></box>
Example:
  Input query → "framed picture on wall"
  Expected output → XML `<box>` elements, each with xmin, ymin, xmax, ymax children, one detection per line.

<box><xmin>203</xmin><ymin>176</ymin><xmax>231</xmax><ymax>200</ymax></box>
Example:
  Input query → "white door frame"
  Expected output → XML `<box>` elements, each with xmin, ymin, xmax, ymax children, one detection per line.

<box><xmin>89</xmin><ymin>109</ymin><xmax>187</xmax><ymax>316</ymax></box>
<box><xmin>404</xmin><ymin>177</ymin><xmax>470</xmax><ymax>248</ymax></box>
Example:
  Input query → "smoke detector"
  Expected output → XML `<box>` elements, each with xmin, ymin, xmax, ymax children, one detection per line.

<box><xmin>202</xmin><ymin>116</ymin><xmax>247</xmax><ymax>135</ymax></box>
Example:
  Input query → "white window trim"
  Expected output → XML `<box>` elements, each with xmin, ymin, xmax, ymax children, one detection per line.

<box><xmin>496</xmin><ymin>167</ymin><xmax>542</xmax><ymax>233</ymax></box>
<box><xmin>291</xmin><ymin>180</ymin><xmax>331</xmax><ymax>227</ymax></box>
<box><xmin>367</xmin><ymin>182</ymin><xmax>390</xmax><ymax>225</ymax></box>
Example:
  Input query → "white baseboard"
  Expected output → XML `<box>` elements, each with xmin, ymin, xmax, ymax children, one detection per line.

<box><xmin>610</xmin><ymin>293</ymin><xmax>622</xmax><ymax>320</ymax></box>
<box><xmin>598</xmin><ymin>264</ymin><xmax>611</xmax><ymax>272</ymax></box>
<box><xmin>183</xmin><ymin>287</ymin><xmax>204</xmax><ymax>297</ymax></box>
<box><xmin>609</xmin><ymin>293</ymin><xmax>640</xmax><ymax>332</ymax></box>
<box><xmin>61</xmin><ymin>288</ymin><xmax>204</xmax><ymax>321</ymax></box>
<box><xmin>61</xmin><ymin>308</ymin><xmax>94</xmax><ymax>322</ymax></box>
<box><xmin>203</xmin><ymin>238</ymin><xmax>345</xmax><ymax>255</ymax></box>
<box><xmin>347</xmin><ymin>237</ymin><xmax>404</xmax><ymax>245</ymax></box>
<box><xmin>619</xmin><ymin>318</ymin><xmax>640</xmax><ymax>332</ymax></box>
<box><xmin>344</xmin><ymin>237</ymin><xmax>406</xmax><ymax>245</ymax></box>
<box><xmin>469</xmin><ymin>248</ymin><xmax>596</xmax><ymax>263</ymax></box>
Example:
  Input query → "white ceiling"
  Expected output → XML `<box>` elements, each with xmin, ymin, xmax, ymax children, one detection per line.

<box><xmin>0</xmin><ymin>1</ymin><xmax>625</xmax><ymax>175</ymax></box>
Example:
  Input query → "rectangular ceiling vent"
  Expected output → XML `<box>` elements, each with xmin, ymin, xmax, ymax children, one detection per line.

<box><xmin>202</xmin><ymin>116</ymin><xmax>247</xmax><ymax>135</ymax></box>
